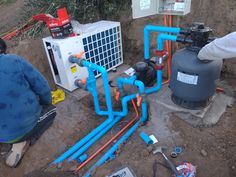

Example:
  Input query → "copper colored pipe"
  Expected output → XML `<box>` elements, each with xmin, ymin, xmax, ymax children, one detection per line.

<box><xmin>163</xmin><ymin>15</ymin><xmax>173</xmax><ymax>85</ymax></box>
<box><xmin>168</xmin><ymin>15</ymin><xmax>173</xmax><ymax>76</ymax></box>
<box><xmin>164</xmin><ymin>15</ymin><xmax>169</xmax><ymax>53</ymax></box>
<box><xmin>75</xmin><ymin>99</ymin><xmax>139</xmax><ymax>172</ymax></box>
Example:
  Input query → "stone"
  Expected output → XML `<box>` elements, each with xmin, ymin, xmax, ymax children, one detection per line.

<box><xmin>141</xmin><ymin>149</ymin><xmax>150</xmax><ymax>157</ymax></box>
<box><xmin>200</xmin><ymin>149</ymin><xmax>208</xmax><ymax>157</ymax></box>
<box><xmin>220</xmin><ymin>148</ymin><xmax>226</xmax><ymax>153</ymax></box>
<box><xmin>68</xmin><ymin>165</ymin><xmax>77</xmax><ymax>172</ymax></box>
<box><xmin>1</xmin><ymin>152</ymin><xmax>7</xmax><ymax>156</ymax></box>
<box><xmin>147</xmin><ymin>146</ymin><xmax>154</xmax><ymax>153</ymax></box>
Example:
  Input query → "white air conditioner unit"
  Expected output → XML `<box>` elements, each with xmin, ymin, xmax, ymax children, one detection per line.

<box><xmin>43</xmin><ymin>21</ymin><xmax>123</xmax><ymax>91</ymax></box>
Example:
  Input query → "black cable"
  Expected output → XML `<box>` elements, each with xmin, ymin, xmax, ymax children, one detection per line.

<box><xmin>153</xmin><ymin>160</ymin><xmax>172</xmax><ymax>177</ymax></box>
<box><xmin>108</xmin><ymin>80</ymin><xmax>117</xmax><ymax>88</ymax></box>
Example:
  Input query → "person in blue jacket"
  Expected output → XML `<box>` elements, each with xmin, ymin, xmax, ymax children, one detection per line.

<box><xmin>0</xmin><ymin>38</ymin><xmax>56</xmax><ymax>167</ymax></box>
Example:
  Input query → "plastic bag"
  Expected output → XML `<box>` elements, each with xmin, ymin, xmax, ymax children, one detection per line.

<box><xmin>176</xmin><ymin>162</ymin><xmax>196</xmax><ymax>177</ymax></box>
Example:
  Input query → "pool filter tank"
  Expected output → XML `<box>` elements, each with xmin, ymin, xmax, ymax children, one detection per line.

<box><xmin>170</xmin><ymin>23</ymin><xmax>222</xmax><ymax>109</ymax></box>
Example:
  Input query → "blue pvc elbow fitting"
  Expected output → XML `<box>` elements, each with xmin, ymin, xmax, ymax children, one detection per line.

<box><xmin>144</xmin><ymin>25</ymin><xmax>181</xmax><ymax>59</ymax></box>
<box><xmin>157</xmin><ymin>33</ymin><xmax>178</xmax><ymax>51</ymax></box>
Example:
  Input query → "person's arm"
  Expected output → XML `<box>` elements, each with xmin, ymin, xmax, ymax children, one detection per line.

<box><xmin>18</xmin><ymin>56</ymin><xmax>52</xmax><ymax>105</ymax></box>
<box><xmin>198</xmin><ymin>32</ymin><xmax>236</xmax><ymax>60</ymax></box>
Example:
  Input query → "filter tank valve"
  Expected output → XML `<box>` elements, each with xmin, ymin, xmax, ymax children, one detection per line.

<box><xmin>152</xmin><ymin>50</ymin><xmax>168</xmax><ymax>70</ymax></box>
<box><xmin>177</xmin><ymin>22</ymin><xmax>215</xmax><ymax>51</ymax></box>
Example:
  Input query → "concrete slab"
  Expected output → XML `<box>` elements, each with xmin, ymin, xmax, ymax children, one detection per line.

<box><xmin>139</xmin><ymin>84</ymin><xmax>234</xmax><ymax>150</ymax></box>
<box><xmin>147</xmin><ymin>85</ymin><xmax>234</xmax><ymax>128</ymax></box>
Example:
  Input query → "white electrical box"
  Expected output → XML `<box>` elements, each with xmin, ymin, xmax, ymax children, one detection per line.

<box><xmin>132</xmin><ymin>0</ymin><xmax>157</xmax><ymax>19</ymax></box>
<box><xmin>43</xmin><ymin>21</ymin><xmax>123</xmax><ymax>92</ymax></box>
<box><xmin>132</xmin><ymin>0</ymin><xmax>191</xmax><ymax>18</ymax></box>
<box><xmin>157</xmin><ymin>0</ymin><xmax>191</xmax><ymax>15</ymax></box>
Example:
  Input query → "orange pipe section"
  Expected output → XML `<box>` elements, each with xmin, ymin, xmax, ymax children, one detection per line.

<box><xmin>163</xmin><ymin>15</ymin><xmax>173</xmax><ymax>85</ymax></box>
<box><xmin>2</xmin><ymin>18</ymin><xmax>34</xmax><ymax>40</ymax></box>
<box><xmin>168</xmin><ymin>14</ymin><xmax>173</xmax><ymax>75</ymax></box>
<box><xmin>75</xmin><ymin>99</ymin><xmax>139</xmax><ymax>172</ymax></box>
<box><xmin>164</xmin><ymin>15</ymin><xmax>169</xmax><ymax>53</ymax></box>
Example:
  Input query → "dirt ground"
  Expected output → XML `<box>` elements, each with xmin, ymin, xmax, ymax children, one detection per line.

<box><xmin>0</xmin><ymin>78</ymin><xmax>235</xmax><ymax>177</ymax></box>
<box><xmin>0</xmin><ymin>0</ymin><xmax>26</xmax><ymax>34</ymax></box>
<box><xmin>0</xmin><ymin>0</ymin><xmax>236</xmax><ymax>177</ymax></box>
<box><xmin>6</xmin><ymin>39</ymin><xmax>56</xmax><ymax>89</ymax></box>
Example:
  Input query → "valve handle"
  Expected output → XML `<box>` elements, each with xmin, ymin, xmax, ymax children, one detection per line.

<box><xmin>136</xmin><ymin>94</ymin><xmax>142</xmax><ymax>107</ymax></box>
<box><xmin>73</xmin><ymin>51</ymin><xmax>85</xmax><ymax>59</ymax></box>
<box><xmin>80</xmin><ymin>78</ymin><xmax>87</xmax><ymax>85</ymax></box>
<box><xmin>114</xmin><ymin>88</ymin><xmax>120</xmax><ymax>101</ymax></box>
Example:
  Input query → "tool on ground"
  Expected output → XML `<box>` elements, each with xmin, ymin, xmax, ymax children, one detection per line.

<box><xmin>171</xmin><ymin>151</ymin><xmax>178</xmax><ymax>158</ymax></box>
<box><xmin>51</xmin><ymin>89</ymin><xmax>65</xmax><ymax>105</ymax></box>
<box><xmin>153</xmin><ymin>147</ymin><xmax>183</xmax><ymax>177</ymax></box>
<box><xmin>171</xmin><ymin>147</ymin><xmax>183</xmax><ymax>158</ymax></box>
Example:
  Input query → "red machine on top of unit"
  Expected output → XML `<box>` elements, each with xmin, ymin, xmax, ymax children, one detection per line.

<box><xmin>33</xmin><ymin>7</ymin><xmax>75</xmax><ymax>39</ymax></box>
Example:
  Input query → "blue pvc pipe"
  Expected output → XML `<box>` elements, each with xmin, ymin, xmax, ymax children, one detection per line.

<box><xmin>59</xmin><ymin>57</ymin><xmax>163</xmax><ymax>166</ymax></box>
<box><xmin>144</xmin><ymin>25</ymin><xmax>180</xmax><ymax>60</ymax></box>
<box><xmin>83</xmin><ymin>102</ymin><xmax>148</xmax><ymax>177</ymax></box>
<box><xmin>157</xmin><ymin>33</ymin><xmax>177</xmax><ymax>51</ymax></box>
<box><xmin>81</xmin><ymin>60</ymin><xmax>114</xmax><ymax>119</ymax></box>
<box><xmin>52</xmin><ymin>59</ymin><xmax>115</xmax><ymax>164</ymax></box>
<box><xmin>69</xmin><ymin>79</ymin><xmax>145</xmax><ymax>161</ymax></box>
<box><xmin>113</xmin><ymin>93</ymin><xmax>136</xmax><ymax>116</ymax></box>
<box><xmin>87</xmin><ymin>68</ymin><xmax>108</xmax><ymax>116</ymax></box>
<box><xmin>68</xmin><ymin>115</ymin><xmax>122</xmax><ymax>161</ymax></box>
<box><xmin>145</xmin><ymin>70</ymin><xmax>162</xmax><ymax>94</ymax></box>
<box><xmin>52</xmin><ymin>118</ymin><xmax>113</xmax><ymax>164</ymax></box>
<box><xmin>113</xmin><ymin>79</ymin><xmax>145</xmax><ymax>117</ymax></box>
<box><xmin>77</xmin><ymin>154</ymin><xmax>88</xmax><ymax>163</ymax></box>
<box><xmin>117</xmin><ymin>75</ymin><xmax>137</xmax><ymax>89</ymax></box>
<box><xmin>139</xmin><ymin>132</ymin><xmax>153</xmax><ymax>145</ymax></box>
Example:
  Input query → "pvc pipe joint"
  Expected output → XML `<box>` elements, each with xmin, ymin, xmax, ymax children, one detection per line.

<box><xmin>77</xmin><ymin>154</ymin><xmax>88</xmax><ymax>163</ymax></box>
<box><xmin>156</xmin><ymin>33</ymin><xmax>177</xmax><ymax>51</ymax></box>
<box><xmin>144</xmin><ymin>25</ymin><xmax>181</xmax><ymax>60</ymax></box>
<box><xmin>139</xmin><ymin>132</ymin><xmax>153</xmax><ymax>145</ymax></box>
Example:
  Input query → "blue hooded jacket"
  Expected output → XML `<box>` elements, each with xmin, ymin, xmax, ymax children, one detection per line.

<box><xmin>0</xmin><ymin>54</ymin><xmax>51</xmax><ymax>142</ymax></box>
